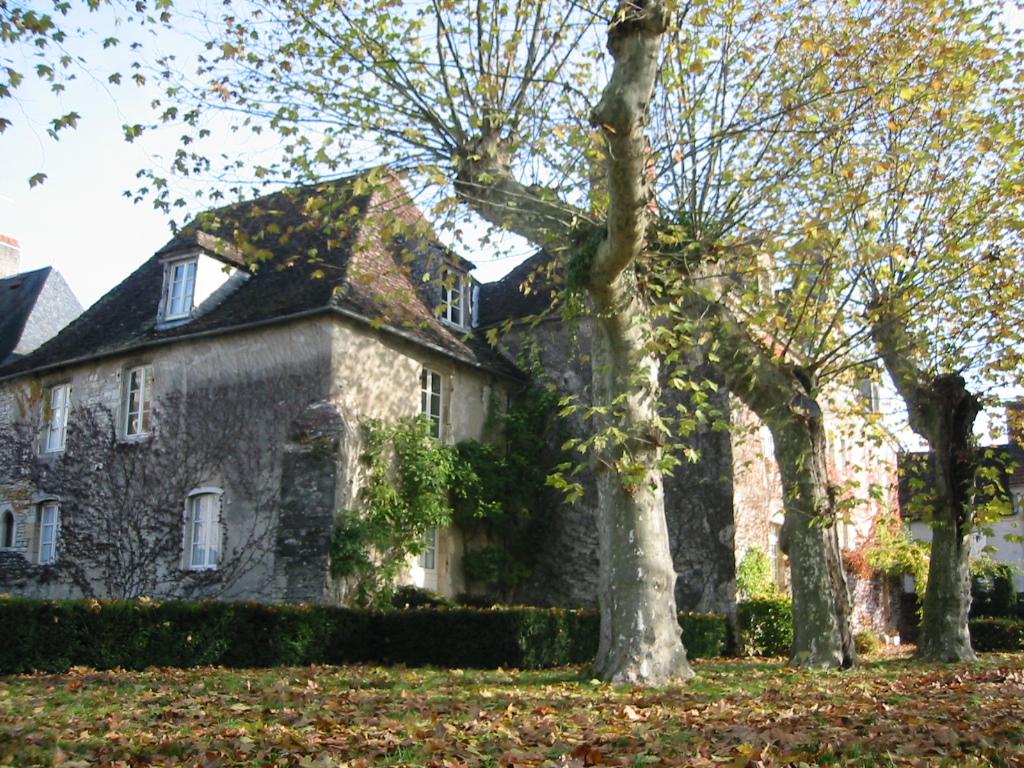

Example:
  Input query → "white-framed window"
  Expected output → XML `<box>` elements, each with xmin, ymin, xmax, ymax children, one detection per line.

<box><xmin>122</xmin><ymin>365</ymin><xmax>154</xmax><ymax>438</ymax></box>
<box><xmin>1</xmin><ymin>510</ymin><xmax>13</xmax><ymax>549</ymax></box>
<box><xmin>37</xmin><ymin>502</ymin><xmax>59</xmax><ymax>564</ymax></box>
<box><xmin>418</xmin><ymin>527</ymin><xmax>437</xmax><ymax>571</ymax></box>
<box><xmin>441</xmin><ymin>269</ymin><xmax>471</xmax><ymax>328</ymax></box>
<box><xmin>42</xmin><ymin>383</ymin><xmax>71</xmax><ymax>454</ymax></box>
<box><xmin>162</xmin><ymin>257</ymin><xmax>198</xmax><ymax>321</ymax></box>
<box><xmin>412</xmin><ymin>526</ymin><xmax>439</xmax><ymax>591</ymax></box>
<box><xmin>420</xmin><ymin>367</ymin><xmax>443</xmax><ymax>439</ymax></box>
<box><xmin>184</xmin><ymin>489</ymin><xmax>222</xmax><ymax>571</ymax></box>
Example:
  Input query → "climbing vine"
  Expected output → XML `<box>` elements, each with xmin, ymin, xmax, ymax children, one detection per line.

<box><xmin>454</xmin><ymin>384</ymin><xmax>562</xmax><ymax>601</ymax></box>
<box><xmin>330</xmin><ymin>416</ymin><xmax>465</xmax><ymax>608</ymax></box>
<box><xmin>331</xmin><ymin>384</ymin><xmax>560</xmax><ymax>607</ymax></box>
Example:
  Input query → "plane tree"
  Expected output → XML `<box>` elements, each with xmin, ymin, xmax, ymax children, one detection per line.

<box><xmin>645</xmin><ymin>0</ymin><xmax>1022</xmax><ymax>665</ymax></box>
<box><xmin>163</xmin><ymin>0</ymin><xmax>694</xmax><ymax>685</ymax></box>
<box><xmin>814</xmin><ymin>1</ymin><xmax>1024</xmax><ymax>660</ymax></box>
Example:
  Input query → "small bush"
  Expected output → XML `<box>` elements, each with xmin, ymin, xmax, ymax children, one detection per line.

<box><xmin>738</xmin><ymin>598</ymin><xmax>793</xmax><ymax>657</ymax></box>
<box><xmin>971</xmin><ymin>563</ymin><xmax>1017</xmax><ymax>618</ymax></box>
<box><xmin>970</xmin><ymin>617</ymin><xmax>1024</xmax><ymax>652</ymax></box>
<box><xmin>390</xmin><ymin>585</ymin><xmax>452</xmax><ymax>609</ymax></box>
<box><xmin>736</xmin><ymin>550</ymin><xmax>781</xmax><ymax>600</ymax></box>
<box><xmin>854</xmin><ymin>629</ymin><xmax>882</xmax><ymax>656</ymax></box>
<box><xmin>679</xmin><ymin>612</ymin><xmax>729</xmax><ymax>659</ymax></box>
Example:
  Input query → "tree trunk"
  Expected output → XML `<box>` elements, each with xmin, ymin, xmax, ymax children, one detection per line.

<box><xmin>771</xmin><ymin>411</ymin><xmax>855</xmax><ymax>668</ymax></box>
<box><xmin>915</xmin><ymin>374</ymin><xmax>979</xmax><ymax>662</ymax></box>
<box><xmin>590</xmin><ymin>272</ymin><xmax>693</xmax><ymax>684</ymax></box>
<box><xmin>871</xmin><ymin>302</ymin><xmax>979</xmax><ymax>662</ymax></box>
<box><xmin>455</xmin><ymin>0</ymin><xmax>690</xmax><ymax>685</ymax></box>
<box><xmin>704</xmin><ymin>303</ymin><xmax>851</xmax><ymax>668</ymax></box>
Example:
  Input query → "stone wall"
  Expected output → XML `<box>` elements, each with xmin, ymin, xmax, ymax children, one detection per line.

<box><xmin>0</xmin><ymin>313</ymin><xmax>511</xmax><ymax>603</ymax></box>
<box><xmin>0</xmin><ymin>319</ymin><xmax>338</xmax><ymax>600</ymax></box>
<box><xmin>500</xmin><ymin>317</ymin><xmax>738</xmax><ymax>617</ymax></box>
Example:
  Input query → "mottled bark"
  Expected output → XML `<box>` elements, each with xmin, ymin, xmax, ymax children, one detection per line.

<box><xmin>587</xmin><ymin>0</ymin><xmax>691</xmax><ymax>685</ymax></box>
<box><xmin>707</xmin><ymin>303</ymin><xmax>852</xmax><ymax>668</ymax></box>
<box><xmin>912</xmin><ymin>376</ymin><xmax>979</xmax><ymax>662</ymax></box>
<box><xmin>872</xmin><ymin>305</ymin><xmax>978</xmax><ymax>662</ymax></box>
<box><xmin>590</xmin><ymin>272</ymin><xmax>692</xmax><ymax>684</ymax></box>
<box><xmin>771</xmin><ymin>412</ymin><xmax>854</xmax><ymax>668</ymax></box>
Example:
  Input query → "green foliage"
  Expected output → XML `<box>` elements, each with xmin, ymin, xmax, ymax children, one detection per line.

<box><xmin>373</xmin><ymin>607</ymin><xmax>600</xmax><ymax>669</ymax></box>
<box><xmin>0</xmin><ymin>597</ymin><xmax>373</xmax><ymax>674</ymax></box>
<box><xmin>0</xmin><ymin>597</ymin><xmax>730</xmax><ymax>673</ymax></box>
<box><xmin>969</xmin><ymin>617</ymin><xmax>1024</xmax><ymax>652</ymax></box>
<box><xmin>865</xmin><ymin>517</ymin><xmax>930</xmax><ymax>602</ymax></box>
<box><xmin>854</xmin><ymin>629</ymin><xmax>882</xmax><ymax>656</ymax></box>
<box><xmin>679</xmin><ymin>612</ymin><xmax>730</xmax><ymax>659</ymax></box>
<box><xmin>738</xmin><ymin>599</ymin><xmax>794</xmax><ymax>657</ymax></box>
<box><xmin>390</xmin><ymin>585</ymin><xmax>452</xmax><ymax>610</ymax></box>
<box><xmin>735</xmin><ymin>549</ymin><xmax>781</xmax><ymax>601</ymax></box>
<box><xmin>454</xmin><ymin>385</ymin><xmax>560</xmax><ymax>600</ymax></box>
<box><xmin>330</xmin><ymin>416</ymin><xmax>460</xmax><ymax>608</ymax></box>
<box><xmin>970</xmin><ymin>560</ymin><xmax>1018</xmax><ymax>619</ymax></box>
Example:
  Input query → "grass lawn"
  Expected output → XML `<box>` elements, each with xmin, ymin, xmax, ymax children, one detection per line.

<box><xmin>1</xmin><ymin>653</ymin><xmax>1023</xmax><ymax>767</ymax></box>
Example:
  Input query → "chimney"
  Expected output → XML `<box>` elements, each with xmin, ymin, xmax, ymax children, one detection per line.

<box><xmin>0</xmin><ymin>235</ymin><xmax>21</xmax><ymax>278</ymax></box>
<box><xmin>1007</xmin><ymin>402</ymin><xmax>1024</xmax><ymax>447</ymax></box>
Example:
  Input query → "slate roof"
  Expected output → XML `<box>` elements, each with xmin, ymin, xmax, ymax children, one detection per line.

<box><xmin>477</xmin><ymin>249</ymin><xmax>563</xmax><ymax>327</ymax></box>
<box><xmin>0</xmin><ymin>268</ymin><xmax>52</xmax><ymax>365</ymax></box>
<box><xmin>0</xmin><ymin>175</ymin><xmax>522</xmax><ymax>382</ymax></box>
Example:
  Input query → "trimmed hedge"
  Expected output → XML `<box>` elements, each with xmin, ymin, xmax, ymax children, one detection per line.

<box><xmin>738</xmin><ymin>598</ymin><xmax>793</xmax><ymax>657</ymax></box>
<box><xmin>970</xmin><ymin>617</ymin><xmax>1024</xmax><ymax>652</ymax></box>
<box><xmin>0</xmin><ymin>598</ymin><xmax>730</xmax><ymax>674</ymax></box>
<box><xmin>680</xmin><ymin>612</ymin><xmax>730</xmax><ymax>659</ymax></box>
<box><xmin>0</xmin><ymin>599</ymin><xmax>375</xmax><ymax>674</ymax></box>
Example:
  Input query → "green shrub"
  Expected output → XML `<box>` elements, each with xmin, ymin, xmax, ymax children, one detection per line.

<box><xmin>854</xmin><ymin>629</ymin><xmax>882</xmax><ymax>656</ymax></box>
<box><xmin>969</xmin><ymin>617</ymin><xmax>1024</xmax><ymax>651</ymax></box>
<box><xmin>971</xmin><ymin>562</ymin><xmax>1018</xmax><ymax>618</ymax></box>
<box><xmin>0</xmin><ymin>597</ymin><xmax>731</xmax><ymax>673</ymax></box>
<box><xmin>390</xmin><ymin>585</ymin><xmax>452</xmax><ymax>609</ymax></box>
<box><xmin>735</xmin><ymin>550</ymin><xmax>780</xmax><ymax>600</ymax></box>
<box><xmin>679</xmin><ymin>612</ymin><xmax>729</xmax><ymax>659</ymax></box>
<box><xmin>738</xmin><ymin>598</ymin><xmax>793</xmax><ymax>657</ymax></box>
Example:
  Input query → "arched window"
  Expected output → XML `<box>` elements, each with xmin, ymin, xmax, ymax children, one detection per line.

<box><xmin>1</xmin><ymin>511</ymin><xmax>13</xmax><ymax>549</ymax></box>
<box><xmin>184</xmin><ymin>488</ymin><xmax>222</xmax><ymax>570</ymax></box>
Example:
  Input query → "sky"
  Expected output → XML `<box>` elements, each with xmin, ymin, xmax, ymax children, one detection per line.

<box><xmin>3</xmin><ymin>4</ymin><xmax>1022</xmax><ymax>310</ymax></box>
<box><xmin>0</xmin><ymin>2</ymin><xmax>538</xmax><ymax>309</ymax></box>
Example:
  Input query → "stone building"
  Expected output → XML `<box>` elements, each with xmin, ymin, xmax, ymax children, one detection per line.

<box><xmin>0</xmin><ymin>177</ymin><xmax>898</xmax><ymax>626</ymax></box>
<box><xmin>0</xmin><ymin>235</ymin><xmax>83</xmax><ymax>367</ymax></box>
<box><xmin>0</xmin><ymin>176</ymin><xmax>520</xmax><ymax>602</ymax></box>
<box><xmin>478</xmin><ymin>250</ymin><xmax>899</xmax><ymax>629</ymax></box>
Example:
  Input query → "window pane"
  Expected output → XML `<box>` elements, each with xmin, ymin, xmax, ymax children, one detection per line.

<box><xmin>167</xmin><ymin>260</ymin><xmax>197</xmax><ymax>318</ymax></box>
<box><xmin>418</xmin><ymin>527</ymin><xmax>436</xmax><ymax>570</ymax></box>
<box><xmin>449</xmin><ymin>280</ymin><xmax>461</xmax><ymax>325</ymax></box>
<box><xmin>125</xmin><ymin>366</ymin><xmax>152</xmax><ymax>436</ymax></box>
<box><xmin>39</xmin><ymin>504</ymin><xmax>58</xmax><ymax>564</ymax></box>
<box><xmin>190</xmin><ymin>498</ymin><xmax>205</xmax><ymax>567</ymax></box>
<box><xmin>188</xmin><ymin>494</ymin><xmax>220</xmax><ymax>569</ymax></box>
<box><xmin>45</xmin><ymin>385</ymin><xmax>69</xmax><ymax>452</ymax></box>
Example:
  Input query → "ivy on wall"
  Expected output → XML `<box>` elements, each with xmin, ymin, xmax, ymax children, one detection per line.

<box><xmin>331</xmin><ymin>385</ymin><xmax>561</xmax><ymax>608</ymax></box>
<box><xmin>454</xmin><ymin>384</ymin><xmax>561</xmax><ymax>602</ymax></box>
<box><xmin>331</xmin><ymin>416</ymin><xmax>464</xmax><ymax>608</ymax></box>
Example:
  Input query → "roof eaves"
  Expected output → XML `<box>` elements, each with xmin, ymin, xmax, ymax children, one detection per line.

<box><xmin>0</xmin><ymin>304</ymin><xmax>525</xmax><ymax>385</ymax></box>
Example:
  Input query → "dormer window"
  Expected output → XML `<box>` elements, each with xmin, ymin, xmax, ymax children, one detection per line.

<box><xmin>441</xmin><ymin>269</ymin><xmax>471</xmax><ymax>328</ymax></box>
<box><xmin>157</xmin><ymin>252</ymin><xmax>243</xmax><ymax>327</ymax></box>
<box><xmin>162</xmin><ymin>257</ymin><xmax>197</xmax><ymax>321</ymax></box>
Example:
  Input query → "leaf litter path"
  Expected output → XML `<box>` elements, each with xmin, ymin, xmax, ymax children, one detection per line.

<box><xmin>2</xmin><ymin>654</ymin><xmax>1023</xmax><ymax>767</ymax></box>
